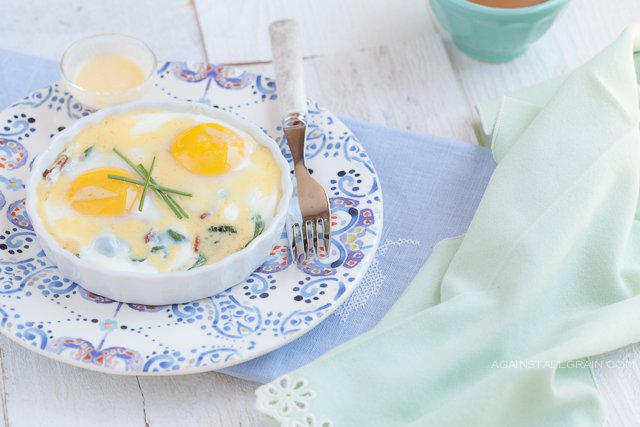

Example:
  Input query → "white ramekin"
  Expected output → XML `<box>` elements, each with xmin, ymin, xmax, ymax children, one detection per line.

<box><xmin>26</xmin><ymin>101</ymin><xmax>292</xmax><ymax>305</ymax></box>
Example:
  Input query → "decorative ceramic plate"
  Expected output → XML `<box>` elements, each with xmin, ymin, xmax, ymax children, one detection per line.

<box><xmin>0</xmin><ymin>61</ymin><xmax>382</xmax><ymax>374</ymax></box>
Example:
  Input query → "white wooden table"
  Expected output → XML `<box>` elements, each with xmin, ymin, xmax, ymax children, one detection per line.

<box><xmin>2</xmin><ymin>1</ymin><xmax>640</xmax><ymax>425</ymax></box>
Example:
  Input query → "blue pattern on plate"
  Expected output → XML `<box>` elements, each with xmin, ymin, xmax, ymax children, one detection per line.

<box><xmin>0</xmin><ymin>61</ymin><xmax>383</xmax><ymax>374</ymax></box>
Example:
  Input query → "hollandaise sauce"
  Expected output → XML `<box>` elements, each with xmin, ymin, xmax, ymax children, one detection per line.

<box><xmin>74</xmin><ymin>55</ymin><xmax>146</xmax><ymax>93</ymax></box>
<box><xmin>36</xmin><ymin>110</ymin><xmax>282</xmax><ymax>273</ymax></box>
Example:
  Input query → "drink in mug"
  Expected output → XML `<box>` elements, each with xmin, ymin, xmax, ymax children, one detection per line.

<box><xmin>466</xmin><ymin>0</ymin><xmax>547</xmax><ymax>8</ymax></box>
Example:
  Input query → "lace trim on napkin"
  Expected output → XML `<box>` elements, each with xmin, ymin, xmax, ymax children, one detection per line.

<box><xmin>334</xmin><ymin>238</ymin><xmax>420</xmax><ymax>322</ymax></box>
<box><xmin>256</xmin><ymin>375</ymin><xmax>334</xmax><ymax>427</ymax></box>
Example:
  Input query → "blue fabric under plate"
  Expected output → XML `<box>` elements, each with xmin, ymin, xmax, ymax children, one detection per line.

<box><xmin>0</xmin><ymin>49</ymin><xmax>496</xmax><ymax>383</ymax></box>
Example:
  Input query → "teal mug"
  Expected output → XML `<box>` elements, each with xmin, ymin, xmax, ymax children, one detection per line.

<box><xmin>430</xmin><ymin>0</ymin><xmax>569</xmax><ymax>62</ymax></box>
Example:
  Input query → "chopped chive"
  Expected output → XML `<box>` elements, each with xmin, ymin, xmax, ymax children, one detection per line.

<box><xmin>155</xmin><ymin>187</ymin><xmax>183</xmax><ymax>219</ymax></box>
<box><xmin>107</xmin><ymin>175</ymin><xmax>192</xmax><ymax>196</ymax></box>
<box><xmin>82</xmin><ymin>145</ymin><xmax>94</xmax><ymax>160</ymax></box>
<box><xmin>112</xmin><ymin>148</ymin><xmax>190</xmax><ymax>219</ymax></box>
<box><xmin>160</xmin><ymin>193</ymin><xmax>184</xmax><ymax>219</ymax></box>
<box><xmin>252</xmin><ymin>215</ymin><xmax>265</xmax><ymax>239</ymax></box>
<box><xmin>168</xmin><ymin>194</ymin><xmax>189</xmax><ymax>218</ymax></box>
<box><xmin>244</xmin><ymin>215</ymin><xmax>266</xmax><ymax>248</ymax></box>
<box><xmin>189</xmin><ymin>254</ymin><xmax>207</xmax><ymax>270</ymax></box>
<box><xmin>139</xmin><ymin>164</ymin><xmax>190</xmax><ymax>219</ymax></box>
<box><xmin>138</xmin><ymin>156</ymin><xmax>156</xmax><ymax>211</ymax></box>
<box><xmin>113</xmin><ymin>148</ymin><xmax>139</xmax><ymax>171</ymax></box>
<box><xmin>208</xmin><ymin>225</ymin><xmax>238</xmax><ymax>234</ymax></box>
<box><xmin>167</xmin><ymin>229</ymin><xmax>186</xmax><ymax>242</ymax></box>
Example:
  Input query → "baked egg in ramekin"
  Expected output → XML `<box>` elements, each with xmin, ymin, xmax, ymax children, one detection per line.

<box><xmin>27</xmin><ymin>101</ymin><xmax>292</xmax><ymax>305</ymax></box>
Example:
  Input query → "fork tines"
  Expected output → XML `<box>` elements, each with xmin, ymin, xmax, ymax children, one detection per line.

<box><xmin>291</xmin><ymin>216</ymin><xmax>330</xmax><ymax>262</ymax></box>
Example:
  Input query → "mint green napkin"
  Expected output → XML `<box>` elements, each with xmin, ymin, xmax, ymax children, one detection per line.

<box><xmin>256</xmin><ymin>25</ymin><xmax>640</xmax><ymax>427</ymax></box>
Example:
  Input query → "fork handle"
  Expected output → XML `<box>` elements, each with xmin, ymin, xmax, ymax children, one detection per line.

<box><xmin>269</xmin><ymin>19</ymin><xmax>307</xmax><ymax>122</ymax></box>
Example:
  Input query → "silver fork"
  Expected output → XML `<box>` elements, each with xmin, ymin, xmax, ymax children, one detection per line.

<box><xmin>270</xmin><ymin>20</ymin><xmax>331</xmax><ymax>262</ymax></box>
<box><xmin>283</xmin><ymin>113</ymin><xmax>331</xmax><ymax>261</ymax></box>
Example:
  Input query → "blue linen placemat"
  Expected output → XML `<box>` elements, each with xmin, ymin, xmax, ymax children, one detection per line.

<box><xmin>0</xmin><ymin>48</ymin><xmax>496</xmax><ymax>383</ymax></box>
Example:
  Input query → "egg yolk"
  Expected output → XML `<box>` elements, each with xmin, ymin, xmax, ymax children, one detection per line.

<box><xmin>171</xmin><ymin>123</ymin><xmax>244</xmax><ymax>175</ymax></box>
<box><xmin>68</xmin><ymin>168</ymin><xmax>141</xmax><ymax>216</ymax></box>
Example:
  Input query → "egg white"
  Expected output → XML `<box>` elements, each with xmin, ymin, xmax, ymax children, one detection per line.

<box><xmin>37</xmin><ymin>109</ymin><xmax>282</xmax><ymax>273</ymax></box>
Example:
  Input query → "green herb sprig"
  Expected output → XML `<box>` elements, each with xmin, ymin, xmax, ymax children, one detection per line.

<box><xmin>106</xmin><ymin>175</ymin><xmax>192</xmax><ymax>197</ymax></box>
<box><xmin>138</xmin><ymin>156</ymin><xmax>156</xmax><ymax>211</ymax></box>
<box><xmin>111</xmin><ymin>148</ymin><xmax>192</xmax><ymax>219</ymax></box>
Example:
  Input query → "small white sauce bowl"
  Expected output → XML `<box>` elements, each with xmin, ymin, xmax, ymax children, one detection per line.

<box><xmin>26</xmin><ymin>101</ymin><xmax>293</xmax><ymax>305</ymax></box>
<box><xmin>60</xmin><ymin>33</ymin><xmax>157</xmax><ymax>110</ymax></box>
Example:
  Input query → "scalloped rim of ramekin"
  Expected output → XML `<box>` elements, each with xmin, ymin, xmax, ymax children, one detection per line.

<box><xmin>26</xmin><ymin>100</ymin><xmax>293</xmax><ymax>284</ymax></box>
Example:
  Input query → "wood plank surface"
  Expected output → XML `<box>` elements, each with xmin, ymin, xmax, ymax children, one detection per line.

<box><xmin>592</xmin><ymin>345</ymin><xmax>640</xmax><ymax>427</ymax></box>
<box><xmin>0</xmin><ymin>0</ymin><xmax>206</xmax><ymax>62</ymax></box>
<box><xmin>2</xmin><ymin>0</ymin><xmax>640</xmax><ymax>426</ymax></box>
<box><xmin>137</xmin><ymin>374</ymin><xmax>262</xmax><ymax>427</ymax></box>
<box><xmin>194</xmin><ymin>0</ymin><xmax>430</xmax><ymax>64</ymax></box>
<box><xmin>0</xmin><ymin>334</ymin><xmax>145</xmax><ymax>427</ymax></box>
<box><xmin>240</xmin><ymin>32</ymin><xmax>477</xmax><ymax>143</ymax></box>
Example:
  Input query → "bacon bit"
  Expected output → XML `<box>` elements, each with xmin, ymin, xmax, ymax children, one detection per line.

<box><xmin>42</xmin><ymin>154</ymin><xmax>69</xmax><ymax>178</ymax></box>
<box><xmin>144</xmin><ymin>230</ymin><xmax>155</xmax><ymax>244</ymax></box>
<box><xmin>194</xmin><ymin>235</ymin><xmax>200</xmax><ymax>252</ymax></box>
<box><xmin>199</xmin><ymin>212</ymin><xmax>210</xmax><ymax>220</ymax></box>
